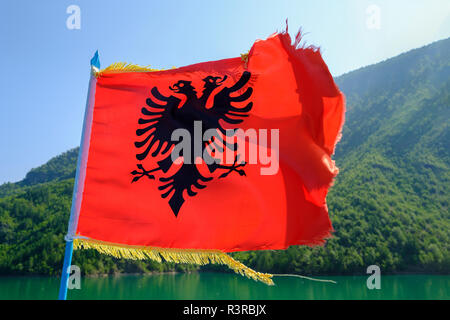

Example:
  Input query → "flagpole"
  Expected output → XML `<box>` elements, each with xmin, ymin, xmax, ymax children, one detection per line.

<box><xmin>58</xmin><ymin>240</ymin><xmax>74</xmax><ymax>300</ymax></box>
<box><xmin>58</xmin><ymin>52</ymin><xmax>100</xmax><ymax>300</ymax></box>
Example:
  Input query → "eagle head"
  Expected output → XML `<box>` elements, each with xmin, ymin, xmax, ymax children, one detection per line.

<box><xmin>202</xmin><ymin>75</ymin><xmax>228</xmax><ymax>91</ymax></box>
<box><xmin>169</xmin><ymin>80</ymin><xmax>196</xmax><ymax>95</ymax></box>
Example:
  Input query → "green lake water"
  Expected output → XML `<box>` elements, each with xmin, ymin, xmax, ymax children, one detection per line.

<box><xmin>0</xmin><ymin>273</ymin><xmax>448</xmax><ymax>300</ymax></box>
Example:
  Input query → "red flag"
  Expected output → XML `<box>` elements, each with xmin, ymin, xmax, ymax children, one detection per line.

<box><xmin>71</xmin><ymin>30</ymin><xmax>345</xmax><ymax>285</ymax></box>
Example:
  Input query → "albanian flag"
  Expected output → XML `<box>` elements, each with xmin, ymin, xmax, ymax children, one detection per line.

<box><xmin>68</xmin><ymin>30</ymin><xmax>345</xmax><ymax>285</ymax></box>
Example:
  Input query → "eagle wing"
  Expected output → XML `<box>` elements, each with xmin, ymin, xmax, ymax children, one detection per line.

<box><xmin>135</xmin><ymin>87</ymin><xmax>181</xmax><ymax>161</ymax></box>
<box><xmin>207</xmin><ymin>71</ymin><xmax>253</xmax><ymax>131</ymax></box>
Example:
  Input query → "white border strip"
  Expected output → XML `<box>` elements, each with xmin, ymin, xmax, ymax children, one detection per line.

<box><xmin>65</xmin><ymin>67</ymin><xmax>98</xmax><ymax>240</ymax></box>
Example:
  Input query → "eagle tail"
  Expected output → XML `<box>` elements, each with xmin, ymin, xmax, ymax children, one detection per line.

<box><xmin>168</xmin><ymin>189</ymin><xmax>184</xmax><ymax>217</ymax></box>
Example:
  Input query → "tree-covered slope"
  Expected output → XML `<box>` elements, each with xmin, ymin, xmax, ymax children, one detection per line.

<box><xmin>0</xmin><ymin>148</ymin><xmax>79</xmax><ymax>198</ymax></box>
<box><xmin>227</xmin><ymin>38</ymin><xmax>450</xmax><ymax>275</ymax></box>
<box><xmin>0</xmin><ymin>38</ymin><xmax>448</xmax><ymax>276</ymax></box>
<box><xmin>315</xmin><ymin>38</ymin><xmax>450</xmax><ymax>274</ymax></box>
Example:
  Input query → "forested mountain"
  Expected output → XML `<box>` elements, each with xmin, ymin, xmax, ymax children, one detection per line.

<box><xmin>0</xmin><ymin>149</ymin><xmax>78</xmax><ymax>198</ymax></box>
<box><xmin>0</xmin><ymin>38</ymin><xmax>448</xmax><ymax>276</ymax></box>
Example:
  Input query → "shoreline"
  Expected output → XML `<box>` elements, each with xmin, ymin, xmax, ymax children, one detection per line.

<box><xmin>0</xmin><ymin>271</ymin><xmax>448</xmax><ymax>278</ymax></box>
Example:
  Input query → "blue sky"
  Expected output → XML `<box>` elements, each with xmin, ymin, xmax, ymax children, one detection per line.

<box><xmin>0</xmin><ymin>0</ymin><xmax>449</xmax><ymax>184</ymax></box>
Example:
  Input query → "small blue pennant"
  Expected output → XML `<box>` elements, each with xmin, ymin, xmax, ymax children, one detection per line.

<box><xmin>90</xmin><ymin>50</ymin><xmax>101</xmax><ymax>69</ymax></box>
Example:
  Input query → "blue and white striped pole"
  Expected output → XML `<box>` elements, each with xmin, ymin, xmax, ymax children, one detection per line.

<box><xmin>58</xmin><ymin>51</ymin><xmax>100</xmax><ymax>300</ymax></box>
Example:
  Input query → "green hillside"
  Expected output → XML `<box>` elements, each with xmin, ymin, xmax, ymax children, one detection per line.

<box><xmin>0</xmin><ymin>149</ymin><xmax>78</xmax><ymax>198</ymax></box>
<box><xmin>0</xmin><ymin>38</ymin><xmax>449</xmax><ymax>276</ymax></box>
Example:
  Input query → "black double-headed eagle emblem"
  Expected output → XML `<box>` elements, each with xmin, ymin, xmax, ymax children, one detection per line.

<box><xmin>131</xmin><ymin>72</ymin><xmax>253</xmax><ymax>216</ymax></box>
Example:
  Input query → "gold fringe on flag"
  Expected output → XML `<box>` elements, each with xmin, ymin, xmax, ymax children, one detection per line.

<box><xmin>73</xmin><ymin>238</ymin><xmax>274</xmax><ymax>285</ymax></box>
<box><xmin>95</xmin><ymin>51</ymin><xmax>251</xmax><ymax>78</ymax></box>
<box><xmin>94</xmin><ymin>62</ymin><xmax>173</xmax><ymax>78</ymax></box>
<box><xmin>240</xmin><ymin>51</ymin><xmax>249</xmax><ymax>69</ymax></box>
